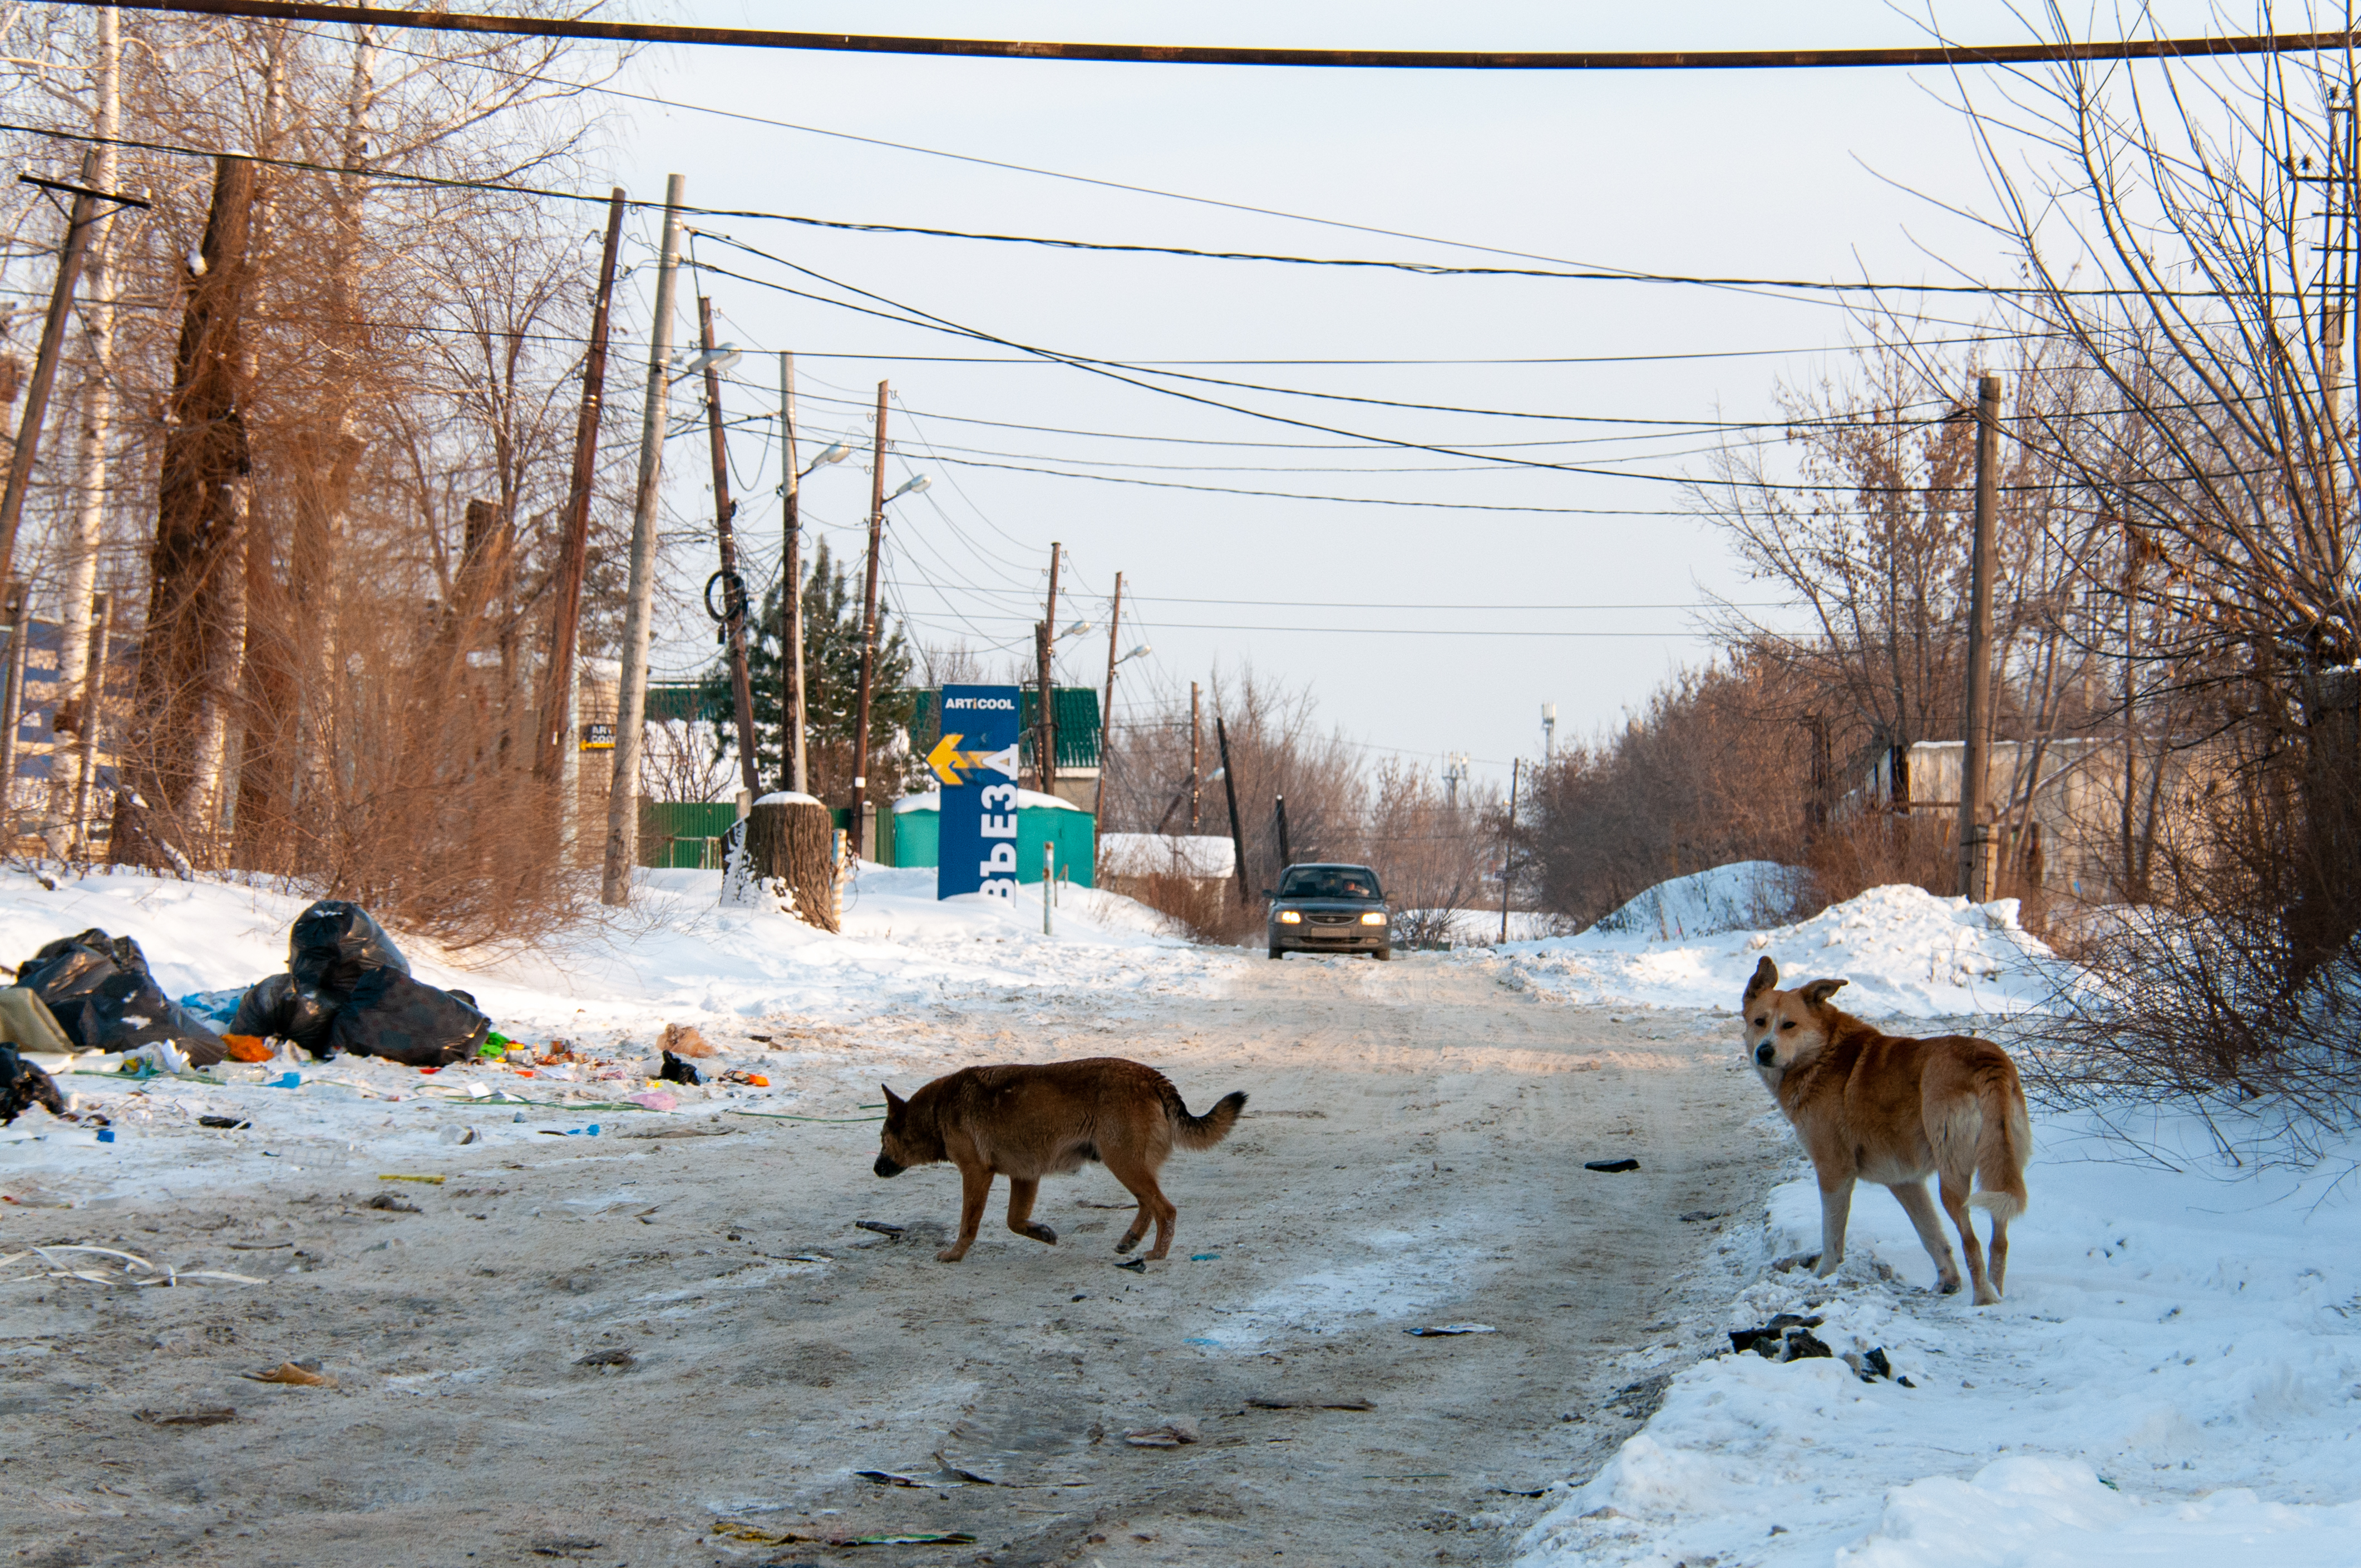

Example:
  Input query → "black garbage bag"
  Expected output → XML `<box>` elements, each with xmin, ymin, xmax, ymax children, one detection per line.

<box><xmin>288</xmin><ymin>900</ymin><xmax>410</xmax><ymax>999</ymax></box>
<box><xmin>326</xmin><ymin>969</ymin><xmax>489</xmax><ymax>1067</ymax></box>
<box><xmin>228</xmin><ymin>973</ymin><xmax>339</xmax><ymax>1059</ymax></box>
<box><xmin>0</xmin><ymin>1042</ymin><xmax>65</xmax><ymax>1125</ymax></box>
<box><xmin>16</xmin><ymin>928</ymin><xmax>230</xmax><ymax>1067</ymax></box>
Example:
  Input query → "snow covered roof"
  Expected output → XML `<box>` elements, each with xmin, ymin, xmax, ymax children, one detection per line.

<box><xmin>1098</xmin><ymin>833</ymin><xmax>1235</xmax><ymax>879</ymax></box>
<box><xmin>892</xmin><ymin>788</ymin><xmax>1083</xmax><ymax>815</ymax></box>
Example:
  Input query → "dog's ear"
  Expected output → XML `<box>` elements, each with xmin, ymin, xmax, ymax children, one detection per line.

<box><xmin>1800</xmin><ymin>978</ymin><xmax>1848</xmax><ymax>1009</ymax></box>
<box><xmin>1744</xmin><ymin>955</ymin><xmax>1779</xmax><ymax>1000</ymax></box>
<box><xmin>881</xmin><ymin>1084</ymin><xmax>905</xmax><ymax>1115</ymax></box>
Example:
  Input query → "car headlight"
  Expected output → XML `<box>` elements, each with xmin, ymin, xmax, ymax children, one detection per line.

<box><xmin>1359</xmin><ymin>911</ymin><xmax>1387</xmax><ymax>926</ymax></box>
<box><xmin>1276</xmin><ymin>910</ymin><xmax>1302</xmax><ymax>924</ymax></box>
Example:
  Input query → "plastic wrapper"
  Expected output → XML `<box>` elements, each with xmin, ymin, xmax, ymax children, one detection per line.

<box><xmin>16</xmin><ymin>928</ymin><xmax>230</xmax><ymax>1067</ymax></box>
<box><xmin>325</xmin><ymin>969</ymin><xmax>489</xmax><ymax>1067</ymax></box>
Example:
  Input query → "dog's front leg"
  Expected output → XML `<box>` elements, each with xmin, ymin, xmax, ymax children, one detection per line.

<box><xmin>939</xmin><ymin>1165</ymin><xmax>993</xmax><ymax>1263</ymax></box>
<box><xmin>1004</xmin><ymin>1176</ymin><xmax>1056</xmax><ymax>1245</ymax></box>
<box><xmin>1813</xmin><ymin>1176</ymin><xmax>1854</xmax><ymax>1279</ymax></box>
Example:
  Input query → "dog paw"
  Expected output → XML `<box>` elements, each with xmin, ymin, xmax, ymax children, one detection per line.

<box><xmin>1026</xmin><ymin>1224</ymin><xmax>1057</xmax><ymax>1245</ymax></box>
<box><xmin>1936</xmin><ymin>1276</ymin><xmax>1963</xmax><ymax>1295</ymax></box>
<box><xmin>1972</xmin><ymin>1287</ymin><xmax>2002</xmax><ymax>1306</ymax></box>
<box><xmin>1114</xmin><ymin>1236</ymin><xmax>1140</xmax><ymax>1255</ymax></box>
<box><xmin>1771</xmin><ymin>1251</ymin><xmax>1821</xmax><ymax>1274</ymax></box>
<box><xmin>935</xmin><ymin>1248</ymin><xmax>968</xmax><ymax>1263</ymax></box>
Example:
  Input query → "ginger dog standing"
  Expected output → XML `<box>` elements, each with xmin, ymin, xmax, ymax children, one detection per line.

<box><xmin>1743</xmin><ymin>956</ymin><xmax>2030</xmax><ymax>1304</ymax></box>
<box><xmin>873</xmin><ymin>1057</ymin><xmax>1245</xmax><ymax>1263</ymax></box>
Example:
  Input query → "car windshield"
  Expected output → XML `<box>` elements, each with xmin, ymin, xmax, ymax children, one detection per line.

<box><xmin>1279</xmin><ymin>867</ymin><xmax>1381</xmax><ymax>900</ymax></box>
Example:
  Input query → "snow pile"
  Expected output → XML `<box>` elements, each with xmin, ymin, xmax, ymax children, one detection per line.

<box><xmin>1098</xmin><ymin>832</ymin><xmax>1235</xmax><ymax>879</ymax></box>
<box><xmin>1517</xmin><ymin>1108</ymin><xmax>2361</xmax><ymax>1568</ymax></box>
<box><xmin>1484</xmin><ymin>881</ymin><xmax>2065</xmax><ymax>1017</ymax></box>
<box><xmin>1590</xmin><ymin>860</ymin><xmax>1808</xmax><ymax>940</ymax></box>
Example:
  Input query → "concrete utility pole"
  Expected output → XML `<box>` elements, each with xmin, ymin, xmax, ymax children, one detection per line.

<box><xmin>849</xmin><ymin>379</ymin><xmax>888</xmax><ymax>849</ymax></box>
<box><xmin>535</xmin><ymin>186</ymin><xmax>625</xmax><ymax>798</ymax></box>
<box><xmin>1097</xmin><ymin>570</ymin><xmax>1122</xmax><ymax>820</ymax></box>
<box><xmin>779</xmin><ymin>352</ymin><xmax>809</xmax><ymax>795</ymax></box>
<box><xmin>1037</xmin><ymin>541</ymin><xmax>1061</xmax><ymax>797</ymax></box>
<box><xmin>1958</xmin><ymin>373</ymin><xmax>2002</xmax><ymax>903</ymax></box>
<box><xmin>1216</xmin><ymin>714</ymin><xmax>1247</xmax><ymax>909</ymax></box>
<box><xmin>600</xmin><ymin>172</ymin><xmax>686</xmax><ymax>906</ymax></box>
<box><xmin>69</xmin><ymin>590</ymin><xmax>110</xmax><ymax>857</ymax></box>
<box><xmin>697</xmin><ymin>296</ymin><xmax>761</xmax><ymax>800</ymax></box>
<box><xmin>1500</xmin><ymin>757</ymin><xmax>1520</xmax><ymax>943</ymax></box>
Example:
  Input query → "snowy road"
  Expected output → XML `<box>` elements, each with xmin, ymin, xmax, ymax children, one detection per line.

<box><xmin>2</xmin><ymin>950</ymin><xmax>1783</xmax><ymax>1567</ymax></box>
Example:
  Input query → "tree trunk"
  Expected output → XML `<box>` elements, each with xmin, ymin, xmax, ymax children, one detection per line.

<box><xmin>740</xmin><ymin>797</ymin><xmax>839</xmax><ymax>931</ymax></box>
<box><xmin>131</xmin><ymin>154</ymin><xmax>255</xmax><ymax>854</ymax></box>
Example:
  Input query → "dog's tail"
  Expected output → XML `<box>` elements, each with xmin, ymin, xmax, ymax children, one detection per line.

<box><xmin>1968</xmin><ymin>1058</ymin><xmax>2032</xmax><ymax>1220</ymax></box>
<box><xmin>1167</xmin><ymin>1086</ymin><xmax>1248</xmax><ymax>1151</ymax></box>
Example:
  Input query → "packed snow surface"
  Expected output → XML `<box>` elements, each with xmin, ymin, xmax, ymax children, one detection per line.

<box><xmin>1590</xmin><ymin>859</ymin><xmax>1808</xmax><ymax>940</ymax></box>
<box><xmin>1482</xmin><ymin>882</ymin><xmax>2066</xmax><ymax>1017</ymax></box>
<box><xmin>1517</xmin><ymin>1107</ymin><xmax>2361</xmax><ymax>1568</ymax></box>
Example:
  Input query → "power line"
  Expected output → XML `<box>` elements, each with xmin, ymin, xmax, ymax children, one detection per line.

<box><xmin>81</xmin><ymin>4</ymin><xmax>2361</xmax><ymax>73</ymax></box>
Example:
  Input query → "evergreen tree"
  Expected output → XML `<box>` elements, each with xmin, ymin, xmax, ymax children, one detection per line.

<box><xmin>703</xmin><ymin>536</ymin><xmax>914</xmax><ymax>798</ymax></box>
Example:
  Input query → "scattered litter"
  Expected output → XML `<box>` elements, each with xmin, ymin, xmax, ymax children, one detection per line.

<box><xmin>854</xmin><ymin>1470</ymin><xmax>938</xmax><ymax>1488</ymax></box>
<box><xmin>717</xmin><ymin>1068</ymin><xmax>768</xmax><ymax>1086</ymax></box>
<box><xmin>1115</xmin><ymin>1257</ymin><xmax>1147</xmax><ymax>1273</ymax></box>
<box><xmin>1123</xmin><ymin>1418</ymin><xmax>1200</xmax><ymax>1447</ymax></box>
<box><xmin>536</xmin><ymin>1125</ymin><xmax>603</xmax><ymax>1138</ymax></box>
<box><xmin>1584</xmin><ymin>1157</ymin><xmax>1640</xmax><ymax>1173</ymax></box>
<box><xmin>1841</xmin><ymin>1347</ymin><xmax>1913</xmax><ymax>1387</ymax></box>
<box><xmin>931</xmin><ymin>1452</ymin><xmax>1003</xmax><ymax>1486</ymax></box>
<box><xmin>1190</xmin><ymin>1253</ymin><xmax>1219</xmax><ymax>1261</ymax></box>
<box><xmin>1406</xmin><ymin>1323</ymin><xmax>1497</xmax><ymax>1337</ymax></box>
<box><xmin>528</xmin><ymin>1540</ymin><xmax>603</xmax><ymax>1560</ymax></box>
<box><xmin>438</xmin><ymin>1125</ymin><xmax>479</xmax><ymax>1145</ymax></box>
<box><xmin>628</xmin><ymin>1090</ymin><xmax>678</xmax><ymax>1112</ymax></box>
<box><xmin>0</xmin><ymin>1243</ymin><xmax>260</xmax><ymax>1288</ymax></box>
<box><xmin>221</xmin><ymin>1033</ymin><xmax>272</xmax><ymax>1063</ymax></box>
<box><xmin>709</xmin><ymin>1522</ymin><xmax>976</xmax><ymax>1549</ymax></box>
<box><xmin>362</xmin><ymin>1193</ymin><xmax>418</xmax><ymax>1213</ymax></box>
<box><xmin>378</xmin><ymin>1174</ymin><xmax>445</xmax><ymax>1185</ymax></box>
<box><xmin>198</xmin><ymin>1115</ymin><xmax>249</xmax><ymax>1130</ymax></box>
<box><xmin>574</xmin><ymin>1347</ymin><xmax>635</xmax><ymax>1369</ymax></box>
<box><xmin>852</xmin><ymin>1220</ymin><xmax>904</xmax><ymax>1237</ymax></box>
<box><xmin>1729</xmin><ymin>1315</ymin><xmax>1833</xmax><ymax>1363</ymax></box>
<box><xmin>137</xmin><ymin>1407</ymin><xmax>236</xmax><ymax>1427</ymax></box>
<box><xmin>657</xmin><ymin>1049</ymin><xmax>703</xmax><ymax>1086</ymax></box>
<box><xmin>1677</xmin><ymin>1209</ymin><xmax>1724</xmax><ymax>1222</ymax></box>
<box><xmin>658</xmin><ymin>1022</ymin><xmax>713</xmax><ymax>1058</ymax></box>
<box><xmin>225</xmin><ymin>1241</ymin><xmax>292</xmax><ymax>1251</ymax></box>
<box><xmin>241</xmin><ymin>1360</ymin><xmax>335</xmax><ymax>1388</ymax></box>
<box><xmin>1248</xmin><ymin>1396</ymin><xmax>1374</xmax><ymax>1411</ymax></box>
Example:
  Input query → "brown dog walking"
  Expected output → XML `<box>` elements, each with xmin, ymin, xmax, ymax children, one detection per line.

<box><xmin>1743</xmin><ymin>956</ymin><xmax>2030</xmax><ymax>1304</ymax></box>
<box><xmin>874</xmin><ymin>1058</ymin><xmax>1246</xmax><ymax>1263</ymax></box>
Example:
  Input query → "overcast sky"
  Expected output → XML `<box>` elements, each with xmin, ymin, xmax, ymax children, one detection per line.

<box><xmin>594</xmin><ymin>1</ymin><xmax>2230</xmax><ymax>786</ymax></box>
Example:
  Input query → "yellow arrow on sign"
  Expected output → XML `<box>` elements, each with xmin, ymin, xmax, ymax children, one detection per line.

<box><xmin>926</xmin><ymin>731</ymin><xmax>990</xmax><ymax>787</ymax></box>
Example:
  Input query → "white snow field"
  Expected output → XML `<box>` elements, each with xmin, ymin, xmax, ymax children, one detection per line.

<box><xmin>1479</xmin><ymin>881</ymin><xmax>2070</xmax><ymax>1018</ymax></box>
<box><xmin>1517</xmin><ymin>1106</ymin><xmax>2361</xmax><ymax>1568</ymax></box>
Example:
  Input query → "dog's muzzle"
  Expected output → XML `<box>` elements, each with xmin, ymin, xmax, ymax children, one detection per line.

<box><xmin>1753</xmin><ymin>1041</ymin><xmax>1778</xmax><ymax>1067</ymax></box>
<box><xmin>873</xmin><ymin>1153</ymin><xmax>904</xmax><ymax>1179</ymax></box>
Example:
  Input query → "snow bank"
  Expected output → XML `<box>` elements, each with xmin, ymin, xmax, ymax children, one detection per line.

<box><xmin>1483</xmin><ymin>882</ymin><xmax>2065</xmax><ymax>1017</ymax></box>
<box><xmin>1517</xmin><ymin>1107</ymin><xmax>2361</xmax><ymax>1568</ymax></box>
<box><xmin>1591</xmin><ymin>860</ymin><xmax>1808</xmax><ymax>940</ymax></box>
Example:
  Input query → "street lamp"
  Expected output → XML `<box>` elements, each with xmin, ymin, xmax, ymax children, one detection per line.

<box><xmin>1116</xmin><ymin>642</ymin><xmax>1151</xmax><ymax>665</ymax></box>
<box><xmin>797</xmin><ymin>441</ymin><xmax>851</xmax><ymax>480</ymax></box>
<box><xmin>671</xmin><ymin>342</ymin><xmax>741</xmax><ymax>381</ymax></box>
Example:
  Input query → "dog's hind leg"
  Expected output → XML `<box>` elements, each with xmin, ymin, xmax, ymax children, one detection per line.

<box><xmin>1987</xmin><ymin>1210</ymin><xmax>2010</xmax><ymax>1295</ymax></box>
<box><xmin>1889</xmin><ymin>1179</ymin><xmax>1964</xmax><ymax>1295</ymax></box>
<box><xmin>1104</xmin><ymin>1151</ymin><xmax>1179</xmax><ymax>1260</ymax></box>
<box><xmin>939</xmin><ymin>1165</ymin><xmax>993</xmax><ymax>1263</ymax></box>
<box><xmin>1940</xmin><ymin>1170</ymin><xmax>1998</xmax><ymax>1305</ymax></box>
<box><xmin>1004</xmin><ymin>1177</ymin><xmax>1057</xmax><ymax>1246</ymax></box>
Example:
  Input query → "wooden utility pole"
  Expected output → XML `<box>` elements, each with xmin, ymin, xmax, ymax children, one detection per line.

<box><xmin>600</xmin><ymin>172</ymin><xmax>686</xmax><ymax>906</ymax></box>
<box><xmin>1096</xmin><ymin>570</ymin><xmax>1122</xmax><ymax>821</ymax></box>
<box><xmin>779</xmin><ymin>351</ymin><xmax>809</xmax><ymax>794</ymax></box>
<box><xmin>1499</xmin><ymin>758</ymin><xmax>1520</xmax><ymax>943</ymax></box>
<box><xmin>1216</xmin><ymin>715</ymin><xmax>1248</xmax><ymax>908</ymax></box>
<box><xmin>1189</xmin><ymin>681</ymin><xmax>1201</xmax><ymax>830</ymax></box>
<box><xmin>849</xmin><ymin>379</ymin><xmax>888</xmax><ymax>849</ymax></box>
<box><xmin>535</xmin><ymin>186</ymin><xmax>625</xmax><ymax>789</ymax></box>
<box><xmin>1037</xmin><ymin>541</ymin><xmax>1061</xmax><ymax>797</ymax></box>
<box><xmin>0</xmin><ymin>153</ymin><xmax>143</xmax><ymax>598</ymax></box>
<box><xmin>1958</xmin><ymin>373</ymin><xmax>2002</xmax><ymax>903</ymax></box>
<box><xmin>697</xmin><ymin>296</ymin><xmax>762</xmax><ymax>799</ymax></box>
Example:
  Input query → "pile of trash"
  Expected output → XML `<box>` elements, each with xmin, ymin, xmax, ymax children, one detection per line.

<box><xmin>0</xmin><ymin>900</ymin><xmax>506</xmax><ymax>1126</ymax></box>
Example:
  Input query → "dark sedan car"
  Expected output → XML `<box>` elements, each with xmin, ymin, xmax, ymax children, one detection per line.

<box><xmin>1265</xmin><ymin>862</ymin><xmax>1391</xmax><ymax>960</ymax></box>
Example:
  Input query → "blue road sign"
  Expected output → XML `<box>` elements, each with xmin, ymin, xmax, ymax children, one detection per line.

<box><xmin>930</xmin><ymin>684</ymin><xmax>1023</xmax><ymax>900</ymax></box>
